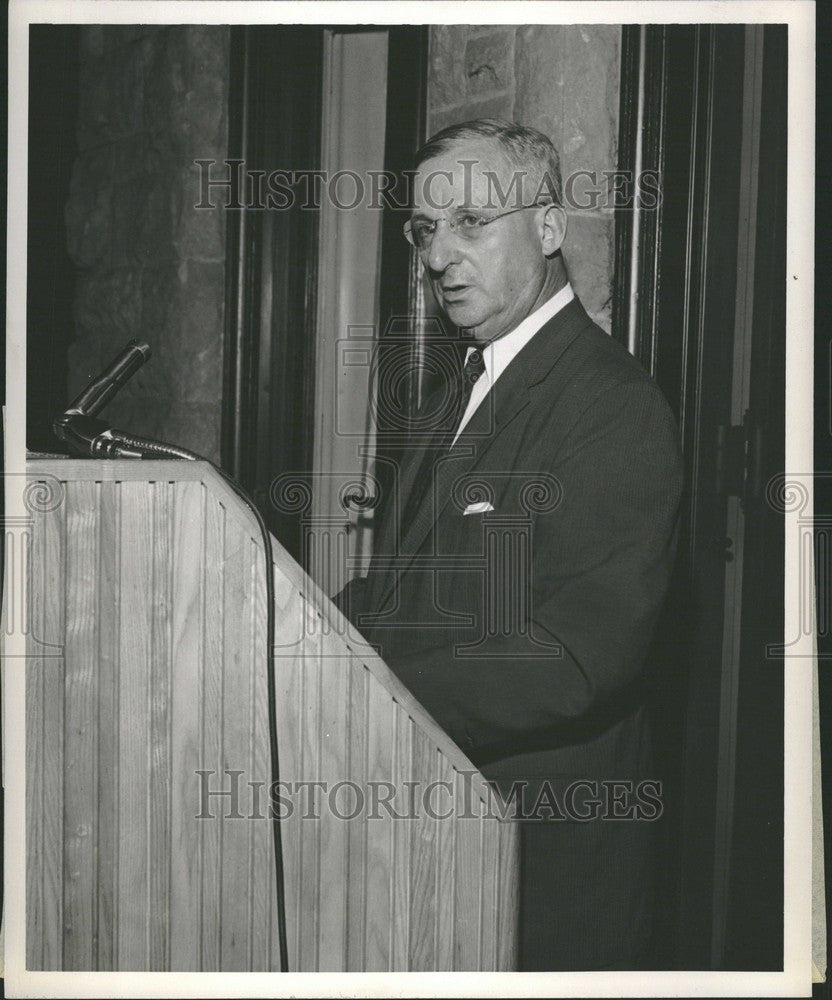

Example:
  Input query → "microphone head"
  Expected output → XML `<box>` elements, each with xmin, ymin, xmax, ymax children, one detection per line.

<box><xmin>61</xmin><ymin>338</ymin><xmax>155</xmax><ymax>420</ymax></box>
<box><xmin>128</xmin><ymin>340</ymin><xmax>152</xmax><ymax>360</ymax></box>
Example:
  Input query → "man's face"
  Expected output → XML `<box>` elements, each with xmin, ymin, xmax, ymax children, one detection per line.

<box><xmin>412</xmin><ymin>138</ymin><xmax>556</xmax><ymax>343</ymax></box>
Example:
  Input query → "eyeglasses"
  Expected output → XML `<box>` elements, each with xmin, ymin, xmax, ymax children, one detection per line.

<box><xmin>403</xmin><ymin>204</ymin><xmax>547</xmax><ymax>250</ymax></box>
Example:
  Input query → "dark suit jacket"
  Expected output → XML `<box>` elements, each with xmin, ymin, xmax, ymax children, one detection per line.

<box><xmin>334</xmin><ymin>297</ymin><xmax>684</xmax><ymax>968</ymax></box>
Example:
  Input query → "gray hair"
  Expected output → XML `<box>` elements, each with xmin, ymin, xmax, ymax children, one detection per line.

<box><xmin>413</xmin><ymin>118</ymin><xmax>563</xmax><ymax>206</ymax></box>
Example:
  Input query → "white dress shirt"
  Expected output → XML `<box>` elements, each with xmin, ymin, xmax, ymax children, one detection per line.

<box><xmin>452</xmin><ymin>283</ymin><xmax>575</xmax><ymax>445</ymax></box>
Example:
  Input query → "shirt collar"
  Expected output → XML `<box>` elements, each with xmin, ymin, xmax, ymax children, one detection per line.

<box><xmin>468</xmin><ymin>283</ymin><xmax>575</xmax><ymax>385</ymax></box>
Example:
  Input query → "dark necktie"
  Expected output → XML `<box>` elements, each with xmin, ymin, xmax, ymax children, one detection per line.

<box><xmin>456</xmin><ymin>348</ymin><xmax>486</xmax><ymax>422</ymax></box>
<box><xmin>401</xmin><ymin>348</ymin><xmax>486</xmax><ymax>530</ymax></box>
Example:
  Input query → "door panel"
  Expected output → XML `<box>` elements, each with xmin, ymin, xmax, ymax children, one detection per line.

<box><xmin>223</xmin><ymin>26</ymin><xmax>323</xmax><ymax>565</ymax></box>
<box><xmin>311</xmin><ymin>28</ymin><xmax>389</xmax><ymax>596</ymax></box>
<box><xmin>615</xmin><ymin>23</ymin><xmax>786</xmax><ymax>969</ymax></box>
<box><xmin>223</xmin><ymin>27</ymin><xmax>427</xmax><ymax>582</ymax></box>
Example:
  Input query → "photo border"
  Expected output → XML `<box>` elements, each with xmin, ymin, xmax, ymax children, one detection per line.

<box><xmin>4</xmin><ymin>1</ymin><xmax>815</xmax><ymax>996</ymax></box>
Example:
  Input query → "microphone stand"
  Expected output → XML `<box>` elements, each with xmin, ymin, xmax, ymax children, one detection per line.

<box><xmin>53</xmin><ymin>339</ymin><xmax>198</xmax><ymax>460</ymax></box>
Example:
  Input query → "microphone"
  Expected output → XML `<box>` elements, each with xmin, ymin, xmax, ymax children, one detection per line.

<box><xmin>64</xmin><ymin>340</ymin><xmax>151</xmax><ymax>418</ymax></box>
<box><xmin>54</xmin><ymin>340</ymin><xmax>152</xmax><ymax>457</ymax></box>
<box><xmin>53</xmin><ymin>413</ymin><xmax>145</xmax><ymax>458</ymax></box>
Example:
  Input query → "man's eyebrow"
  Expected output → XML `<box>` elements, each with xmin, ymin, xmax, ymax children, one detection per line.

<box><xmin>409</xmin><ymin>203</ymin><xmax>484</xmax><ymax>221</ymax></box>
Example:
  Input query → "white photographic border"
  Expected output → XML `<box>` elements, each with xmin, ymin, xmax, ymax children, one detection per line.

<box><xmin>4</xmin><ymin>1</ymin><xmax>816</xmax><ymax>996</ymax></box>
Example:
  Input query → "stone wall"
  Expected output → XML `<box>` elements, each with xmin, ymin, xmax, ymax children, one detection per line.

<box><xmin>427</xmin><ymin>25</ymin><xmax>621</xmax><ymax>331</ymax></box>
<box><xmin>65</xmin><ymin>25</ymin><xmax>229</xmax><ymax>460</ymax></box>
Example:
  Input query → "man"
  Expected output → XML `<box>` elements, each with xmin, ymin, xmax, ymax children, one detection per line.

<box><xmin>334</xmin><ymin>119</ymin><xmax>684</xmax><ymax>970</ymax></box>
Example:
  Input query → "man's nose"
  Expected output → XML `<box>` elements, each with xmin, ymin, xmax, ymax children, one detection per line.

<box><xmin>425</xmin><ymin>220</ymin><xmax>462</xmax><ymax>273</ymax></box>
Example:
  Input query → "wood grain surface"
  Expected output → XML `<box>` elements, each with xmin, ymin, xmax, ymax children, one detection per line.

<box><xmin>25</xmin><ymin>459</ymin><xmax>519</xmax><ymax>971</ymax></box>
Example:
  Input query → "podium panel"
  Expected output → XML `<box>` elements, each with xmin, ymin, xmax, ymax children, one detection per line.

<box><xmin>24</xmin><ymin>459</ymin><xmax>519</xmax><ymax>971</ymax></box>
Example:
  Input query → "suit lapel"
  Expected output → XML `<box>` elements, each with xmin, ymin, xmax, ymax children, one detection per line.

<box><xmin>399</xmin><ymin>372</ymin><xmax>530</xmax><ymax>558</ymax></box>
<box><xmin>370</xmin><ymin>297</ymin><xmax>591</xmax><ymax>615</ymax></box>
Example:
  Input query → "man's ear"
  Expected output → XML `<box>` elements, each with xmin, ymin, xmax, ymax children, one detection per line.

<box><xmin>540</xmin><ymin>204</ymin><xmax>567</xmax><ymax>256</ymax></box>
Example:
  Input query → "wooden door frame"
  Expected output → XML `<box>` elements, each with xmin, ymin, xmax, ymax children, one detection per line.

<box><xmin>368</xmin><ymin>27</ymin><xmax>429</xmax><ymax>545</ymax></box>
<box><xmin>222</xmin><ymin>25</ymin><xmax>324</xmax><ymax>564</ymax></box>
<box><xmin>722</xmin><ymin>24</ymin><xmax>786</xmax><ymax>969</ymax></box>
<box><xmin>222</xmin><ymin>25</ymin><xmax>428</xmax><ymax>567</ymax></box>
<box><xmin>614</xmin><ymin>23</ymin><xmax>787</xmax><ymax>970</ymax></box>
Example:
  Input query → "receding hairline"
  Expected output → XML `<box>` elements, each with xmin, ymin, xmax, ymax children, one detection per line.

<box><xmin>413</xmin><ymin>118</ymin><xmax>563</xmax><ymax>204</ymax></box>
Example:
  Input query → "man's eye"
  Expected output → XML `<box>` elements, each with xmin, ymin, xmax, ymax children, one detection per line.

<box><xmin>412</xmin><ymin>221</ymin><xmax>435</xmax><ymax>240</ymax></box>
<box><xmin>456</xmin><ymin>212</ymin><xmax>484</xmax><ymax>230</ymax></box>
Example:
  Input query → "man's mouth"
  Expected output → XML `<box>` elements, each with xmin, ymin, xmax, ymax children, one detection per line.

<box><xmin>440</xmin><ymin>283</ymin><xmax>470</xmax><ymax>301</ymax></box>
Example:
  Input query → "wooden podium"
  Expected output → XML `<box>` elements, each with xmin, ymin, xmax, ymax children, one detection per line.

<box><xmin>25</xmin><ymin>459</ymin><xmax>519</xmax><ymax>972</ymax></box>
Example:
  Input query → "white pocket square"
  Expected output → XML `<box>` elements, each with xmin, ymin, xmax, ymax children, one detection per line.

<box><xmin>463</xmin><ymin>501</ymin><xmax>495</xmax><ymax>515</ymax></box>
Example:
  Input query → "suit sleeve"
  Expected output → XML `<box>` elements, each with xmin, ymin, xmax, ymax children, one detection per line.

<box><xmin>385</xmin><ymin>378</ymin><xmax>685</xmax><ymax>754</ymax></box>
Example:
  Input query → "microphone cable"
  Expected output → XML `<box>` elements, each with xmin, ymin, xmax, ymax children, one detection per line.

<box><xmin>91</xmin><ymin>432</ymin><xmax>291</xmax><ymax>973</ymax></box>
